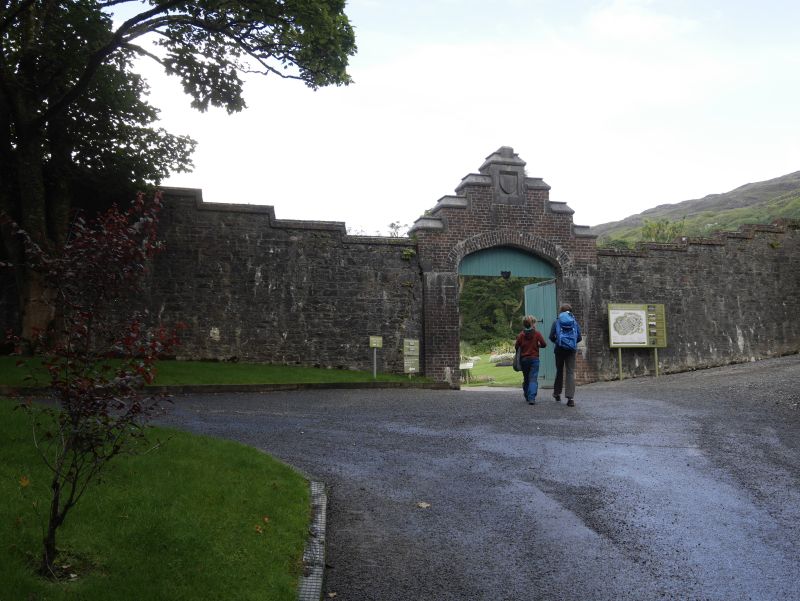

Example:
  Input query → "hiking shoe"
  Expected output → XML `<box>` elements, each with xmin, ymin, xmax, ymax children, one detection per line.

<box><xmin>528</xmin><ymin>398</ymin><xmax>536</xmax><ymax>405</ymax></box>
<box><xmin>553</xmin><ymin>394</ymin><xmax>561</xmax><ymax>403</ymax></box>
<box><xmin>566</xmin><ymin>398</ymin><xmax>575</xmax><ymax>407</ymax></box>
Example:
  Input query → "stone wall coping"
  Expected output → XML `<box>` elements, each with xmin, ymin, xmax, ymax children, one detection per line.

<box><xmin>525</xmin><ymin>177</ymin><xmax>551</xmax><ymax>190</ymax></box>
<box><xmin>640</xmin><ymin>241</ymin><xmax>692</xmax><ymax>251</ymax></box>
<box><xmin>596</xmin><ymin>248</ymin><xmax>651</xmax><ymax>257</ymax></box>
<box><xmin>409</xmin><ymin>217</ymin><xmax>445</xmax><ymax>233</ymax></box>
<box><xmin>431</xmin><ymin>195</ymin><xmax>469</xmax><ymax>213</ymax></box>
<box><xmin>684</xmin><ymin>237</ymin><xmax>727</xmax><ymax>245</ymax></box>
<box><xmin>344</xmin><ymin>235</ymin><xmax>415</xmax><ymax>245</ymax></box>
<box><xmin>160</xmin><ymin>186</ymin><xmax>417</xmax><ymax>245</ymax></box>
<box><xmin>548</xmin><ymin>201</ymin><xmax>575</xmax><ymax>215</ymax></box>
<box><xmin>161</xmin><ymin>186</ymin><xmax>348</xmax><ymax>230</ymax></box>
<box><xmin>479</xmin><ymin>146</ymin><xmax>526</xmax><ymax>171</ymax></box>
<box><xmin>454</xmin><ymin>173</ymin><xmax>492</xmax><ymax>192</ymax></box>
<box><xmin>597</xmin><ymin>219</ymin><xmax>796</xmax><ymax>257</ymax></box>
<box><xmin>573</xmin><ymin>225</ymin><xmax>597</xmax><ymax>238</ymax></box>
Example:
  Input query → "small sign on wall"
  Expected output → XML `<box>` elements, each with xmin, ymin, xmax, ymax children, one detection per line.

<box><xmin>369</xmin><ymin>336</ymin><xmax>383</xmax><ymax>349</ymax></box>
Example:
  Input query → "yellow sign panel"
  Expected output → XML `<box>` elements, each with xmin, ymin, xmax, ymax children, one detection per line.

<box><xmin>608</xmin><ymin>303</ymin><xmax>667</xmax><ymax>348</ymax></box>
<box><xmin>369</xmin><ymin>336</ymin><xmax>383</xmax><ymax>349</ymax></box>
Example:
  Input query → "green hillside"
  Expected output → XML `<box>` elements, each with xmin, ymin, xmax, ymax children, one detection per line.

<box><xmin>591</xmin><ymin>171</ymin><xmax>800</xmax><ymax>245</ymax></box>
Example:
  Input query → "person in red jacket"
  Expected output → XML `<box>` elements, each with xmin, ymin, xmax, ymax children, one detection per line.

<box><xmin>515</xmin><ymin>315</ymin><xmax>547</xmax><ymax>405</ymax></box>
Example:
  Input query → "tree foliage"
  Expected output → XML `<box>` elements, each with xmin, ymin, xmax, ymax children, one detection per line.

<box><xmin>0</xmin><ymin>0</ymin><xmax>356</xmax><ymax>340</ymax></box>
<box><xmin>639</xmin><ymin>217</ymin><xmax>686</xmax><ymax>243</ymax></box>
<box><xmin>459</xmin><ymin>276</ymin><xmax>541</xmax><ymax>352</ymax></box>
<box><xmin>6</xmin><ymin>192</ymin><xmax>181</xmax><ymax>578</ymax></box>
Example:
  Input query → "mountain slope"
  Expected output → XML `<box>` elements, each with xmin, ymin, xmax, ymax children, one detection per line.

<box><xmin>590</xmin><ymin>170</ymin><xmax>800</xmax><ymax>242</ymax></box>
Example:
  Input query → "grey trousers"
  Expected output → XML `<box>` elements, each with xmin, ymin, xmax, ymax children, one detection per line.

<box><xmin>553</xmin><ymin>348</ymin><xmax>577</xmax><ymax>399</ymax></box>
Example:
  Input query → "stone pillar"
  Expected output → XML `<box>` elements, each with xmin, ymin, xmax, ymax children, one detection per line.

<box><xmin>422</xmin><ymin>272</ymin><xmax>461</xmax><ymax>387</ymax></box>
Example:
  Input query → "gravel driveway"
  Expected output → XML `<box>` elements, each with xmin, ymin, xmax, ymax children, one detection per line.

<box><xmin>158</xmin><ymin>355</ymin><xmax>800</xmax><ymax>601</ymax></box>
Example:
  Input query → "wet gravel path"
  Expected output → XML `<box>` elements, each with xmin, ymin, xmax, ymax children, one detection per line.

<box><xmin>157</xmin><ymin>355</ymin><xmax>800</xmax><ymax>601</ymax></box>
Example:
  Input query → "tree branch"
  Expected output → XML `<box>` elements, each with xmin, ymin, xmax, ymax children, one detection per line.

<box><xmin>122</xmin><ymin>42</ymin><xmax>165</xmax><ymax>66</ymax></box>
<box><xmin>36</xmin><ymin>0</ymin><xmax>185</xmax><ymax>125</ymax></box>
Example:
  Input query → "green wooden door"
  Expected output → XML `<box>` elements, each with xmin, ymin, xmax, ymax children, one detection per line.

<box><xmin>460</xmin><ymin>247</ymin><xmax>555</xmax><ymax>278</ymax></box>
<box><xmin>524</xmin><ymin>279</ymin><xmax>557</xmax><ymax>387</ymax></box>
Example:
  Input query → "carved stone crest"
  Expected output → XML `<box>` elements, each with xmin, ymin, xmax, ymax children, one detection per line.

<box><xmin>479</xmin><ymin>147</ymin><xmax>526</xmax><ymax>205</ymax></box>
<box><xmin>499</xmin><ymin>171</ymin><xmax>518</xmax><ymax>196</ymax></box>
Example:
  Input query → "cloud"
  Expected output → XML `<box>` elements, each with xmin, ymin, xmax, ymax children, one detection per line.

<box><xmin>133</xmin><ymin>1</ymin><xmax>800</xmax><ymax>231</ymax></box>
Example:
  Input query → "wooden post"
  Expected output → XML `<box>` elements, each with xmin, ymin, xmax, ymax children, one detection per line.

<box><xmin>654</xmin><ymin>347</ymin><xmax>659</xmax><ymax>377</ymax></box>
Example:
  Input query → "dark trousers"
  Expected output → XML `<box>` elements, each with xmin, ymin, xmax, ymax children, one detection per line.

<box><xmin>553</xmin><ymin>348</ymin><xmax>577</xmax><ymax>399</ymax></box>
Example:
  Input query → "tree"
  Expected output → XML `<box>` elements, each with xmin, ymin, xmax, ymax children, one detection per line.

<box><xmin>6</xmin><ymin>192</ymin><xmax>182</xmax><ymax>578</ymax></box>
<box><xmin>0</xmin><ymin>0</ymin><xmax>357</xmax><ymax>342</ymax></box>
<box><xmin>387</xmin><ymin>221</ymin><xmax>409</xmax><ymax>237</ymax></box>
<box><xmin>459</xmin><ymin>276</ymin><xmax>531</xmax><ymax>351</ymax></box>
<box><xmin>639</xmin><ymin>217</ymin><xmax>686</xmax><ymax>243</ymax></box>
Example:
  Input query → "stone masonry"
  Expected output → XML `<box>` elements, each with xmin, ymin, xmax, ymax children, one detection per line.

<box><xmin>149</xmin><ymin>189</ymin><xmax>423</xmax><ymax>374</ymax></box>
<box><xmin>3</xmin><ymin>147</ymin><xmax>799</xmax><ymax>386</ymax></box>
<box><xmin>590</xmin><ymin>223</ymin><xmax>800</xmax><ymax>378</ymax></box>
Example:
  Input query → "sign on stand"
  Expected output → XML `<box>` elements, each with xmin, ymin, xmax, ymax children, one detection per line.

<box><xmin>369</xmin><ymin>336</ymin><xmax>383</xmax><ymax>379</ymax></box>
<box><xmin>608</xmin><ymin>303</ymin><xmax>667</xmax><ymax>379</ymax></box>
<box><xmin>403</xmin><ymin>339</ymin><xmax>420</xmax><ymax>375</ymax></box>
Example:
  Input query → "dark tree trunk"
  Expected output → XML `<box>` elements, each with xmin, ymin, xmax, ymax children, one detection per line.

<box><xmin>40</xmin><ymin>477</ymin><xmax>64</xmax><ymax>578</ymax></box>
<box><xmin>12</xmin><ymin>120</ymin><xmax>61</xmax><ymax>342</ymax></box>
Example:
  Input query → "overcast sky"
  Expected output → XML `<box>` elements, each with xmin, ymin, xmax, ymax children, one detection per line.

<box><xmin>132</xmin><ymin>0</ymin><xmax>800</xmax><ymax>235</ymax></box>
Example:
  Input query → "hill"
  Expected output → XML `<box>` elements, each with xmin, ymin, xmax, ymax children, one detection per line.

<box><xmin>590</xmin><ymin>170</ymin><xmax>800</xmax><ymax>244</ymax></box>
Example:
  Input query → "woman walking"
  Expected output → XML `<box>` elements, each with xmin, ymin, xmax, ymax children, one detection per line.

<box><xmin>515</xmin><ymin>315</ymin><xmax>547</xmax><ymax>405</ymax></box>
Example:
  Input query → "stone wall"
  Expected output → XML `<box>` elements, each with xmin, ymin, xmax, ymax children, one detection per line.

<box><xmin>588</xmin><ymin>222</ymin><xmax>800</xmax><ymax>379</ymax></box>
<box><xmin>150</xmin><ymin>188</ymin><xmax>423</xmax><ymax>373</ymax></box>
<box><xmin>2</xmin><ymin>148</ymin><xmax>799</xmax><ymax>387</ymax></box>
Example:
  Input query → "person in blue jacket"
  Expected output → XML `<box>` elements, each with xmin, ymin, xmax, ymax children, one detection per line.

<box><xmin>549</xmin><ymin>303</ymin><xmax>582</xmax><ymax>407</ymax></box>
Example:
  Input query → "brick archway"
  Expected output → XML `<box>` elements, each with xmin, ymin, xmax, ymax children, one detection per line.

<box><xmin>446</xmin><ymin>229</ymin><xmax>572</xmax><ymax>276</ymax></box>
<box><xmin>410</xmin><ymin>147</ymin><xmax>598</xmax><ymax>386</ymax></box>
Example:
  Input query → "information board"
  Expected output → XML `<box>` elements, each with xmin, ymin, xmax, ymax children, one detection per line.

<box><xmin>369</xmin><ymin>336</ymin><xmax>383</xmax><ymax>349</ymax></box>
<box><xmin>608</xmin><ymin>303</ymin><xmax>666</xmax><ymax>348</ymax></box>
<box><xmin>403</xmin><ymin>338</ymin><xmax>419</xmax><ymax>373</ymax></box>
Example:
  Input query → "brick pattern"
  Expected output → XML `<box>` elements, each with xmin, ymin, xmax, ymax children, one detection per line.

<box><xmin>416</xmin><ymin>180</ymin><xmax>599</xmax><ymax>385</ymax></box>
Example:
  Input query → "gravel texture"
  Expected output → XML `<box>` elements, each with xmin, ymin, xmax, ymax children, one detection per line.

<box><xmin>157</xmin><ymin>355</ymin><xmax>800</xmax><ymax>601</ymax></box>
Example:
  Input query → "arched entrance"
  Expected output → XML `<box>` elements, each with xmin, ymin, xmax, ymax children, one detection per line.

<box><xmin>458</xmin><ymin>246</ymin><xmax>557</xmax><ymax>386</ymax></box>
<box><xmin>410</xmin><ymin>146</ymin><xmax>598</xmax><ymax>386</ymax></box>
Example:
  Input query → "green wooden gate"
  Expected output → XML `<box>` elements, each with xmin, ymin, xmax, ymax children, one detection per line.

<box><xmin>524</xmin><ymin>279</ymin><xmax>557</xmax><ymax>387</ymax></box>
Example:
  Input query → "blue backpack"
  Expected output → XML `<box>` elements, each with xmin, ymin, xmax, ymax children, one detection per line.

<box><xmin>556</xmin><ymin>312</ymin><xmax>578</xmax><ymax>350</ymax></box>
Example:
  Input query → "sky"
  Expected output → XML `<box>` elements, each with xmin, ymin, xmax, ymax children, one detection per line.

<box><xmin>128</xmin><ymin>0</ymin><xmax>800</xmax><ymax>235</ymax></box>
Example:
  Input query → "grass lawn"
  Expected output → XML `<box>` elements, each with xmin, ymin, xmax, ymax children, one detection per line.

<box><xmin>1</xmin><ymin>398</ymin><xmax>310</xmax><ymax>601</ymax></box>
<box><xmin>462</xmin><ymin>354</ymin><xmax>524</xmax><ymax>387</ymax></box>
<box><xmin>0</xmin><ymin>356</ymin><xmax>422</xmax><ymax>388</ymax></box>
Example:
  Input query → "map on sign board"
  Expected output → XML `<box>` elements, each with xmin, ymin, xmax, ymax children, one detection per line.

<box><xmin>608</xmin><ymin>303</ymin><xmax>667</xmax><ymax>348</ymax></box>
<box><xmin>610</xmin><ymin>309</ymin><xmax>647</xmax><ymax>345</ymax></box>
